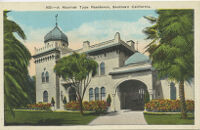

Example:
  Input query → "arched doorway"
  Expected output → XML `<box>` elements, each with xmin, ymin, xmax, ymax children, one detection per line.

<box><xmin>69</xmin><ymin>87</ymin><xmax>76</xmax><ymax>102</ymax></box>
<box><xmin>117</xmin><ymin>80</ymin><xmax>147</xmax><ymax>110</ymax></box>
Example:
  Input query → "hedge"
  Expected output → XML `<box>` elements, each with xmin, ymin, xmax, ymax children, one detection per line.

<box><xmin>145</xmin><ymin>99</ymin><xmax>194</xmax><ymax>112</ymax></box>
<box><xmin>66</xmin><ymin>100</ymin><xmax>108</xmax><ymax>113</ymax></box>
<box><xmin>27</xmin><ymin>103</ymin><xmax>51</xmax><ymax>110</ymax></box>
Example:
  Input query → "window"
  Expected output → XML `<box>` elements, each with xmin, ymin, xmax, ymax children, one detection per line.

<box><xmin>89</xmin><ymin>88</ymin><xmax>93</xmax><ymax>101</ymax></box>
<box><xmin>100</xmin><ymin>87</ymin><xmax>106</xmax><ymax>100</ymax></box>
<box><xmin>138</xmin><ymin>88</ymin><xmax>144</xmax><ymax>100</ymax></box>
<box><xmin>96</xmin><ymin>65</ymin><xmax>99</xmax><ymax>76</ymax></box>
<box><xmin>45</xmin><ymin>71</ymin><xmax>49</xmax><ymax>82</ymax></box>
<box><xmin>42</xmin><ymin>72</ymin><xmax>45</xmax><ymax>83</ymax></box>
<box><xmin>95</xmin><ymin>87</ymin><xmax>99</xmax><ymax>101</ymax></box>
<box><xmin>69</xmin><ymin>87</ymin><xmax>76</xmax><ymax>102</ymax></box>
<box><xmin>43</xmin><ymin>91</ymin><xmax>48</xmax><ymax>102</ymax></box>
<box><xmin>170</xmin><ymin>82</ymin><xmax>176</xmax><ymax>100</ymax></box>
<box><xmin>100</xmin><ymin>62</ymin><xmax>105</xmax><ymax>75</ymax></box>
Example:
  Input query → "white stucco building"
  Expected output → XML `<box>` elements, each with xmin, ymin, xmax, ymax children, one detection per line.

<box><xmin>33</xmin><ymin>23</ymin><xmax>194</xmax><ymax>111</ymax></box>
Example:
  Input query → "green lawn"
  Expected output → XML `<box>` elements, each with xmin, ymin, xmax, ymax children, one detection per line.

<box><xmin>144</xmin><ymin>112</ymin><xmax>194</xmax><ymax>125</ymax></box>
<box><xmin>5</xmin><ymin>110</ymin><xmax>99</xmax><ymax>125</ymax></box>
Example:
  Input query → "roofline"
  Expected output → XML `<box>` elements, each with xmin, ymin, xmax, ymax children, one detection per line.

<box><xmin>85</xmin><ymin>42</ymin><xmax>121</xmax><ymax>54</ymax></box>
<box><xmin>44</xmin><ymin>38</ymin><xmax>68</xmax><ymax>43</ymax></box>
<box><xmin>70</xmin><ymin>40</ymin><xmax>134</xmax><ymax>55</ymax></box>
<box><xmin>124</xmin><ymin>60</ymin><xmax>151</xmax><ymax>66</ymax></box>
<box><xmin>109</xmin><ymin>66</ymin><xmax>152</xmax><ymax>75</ymax></box>
<box><xmin>32</xmin><ymin>48</ymin><xmax>60</xmax><ymax>58</ymax></box>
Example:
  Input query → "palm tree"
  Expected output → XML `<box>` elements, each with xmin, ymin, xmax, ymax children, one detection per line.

<box><xmin>4</xmin><ymin>11</ymin><xmax>31</xmax><ymax>115</ymax></box>
<box><xmin>144</xmin><ymin>10</ymin><xmax>194</xmax><ymax>119</ymax></box>
<box><xmin>143</xmin><ymin>16</ymin><xmax>160</xmax><ymax>57</ymax></box>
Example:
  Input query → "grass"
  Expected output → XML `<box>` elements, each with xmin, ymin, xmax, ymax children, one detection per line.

<box><xmin>144</xmin><ymin>112</ymin><xmax>194</xmax><ymax>125</ymax></box>
<box><xmin>5</xmin><ymin>110</ymin><xmax>99</xmax><ymax>126</ymax></box>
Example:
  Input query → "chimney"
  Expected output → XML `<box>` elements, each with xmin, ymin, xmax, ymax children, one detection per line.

<box><xmin>83</xmin><ymin>41</ymin><xmax>90</xmax><ymax>50</ymax></box>
<box><xmin>114</xmin><ymin>32</ymin><xmax>120</xmax><ymax>42</ymax></box>
<box><xmin>127</xmin><ymin>40</ymin><xmax>135</xmax><ymax>51</ymax></box>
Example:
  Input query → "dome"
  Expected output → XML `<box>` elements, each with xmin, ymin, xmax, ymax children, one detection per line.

<box><xmin>44</xmin><ymin>26</ymin><xmax>68</xmax><ymax>44</ymax></box>
<box><xmin>125</xmin><ymin>52</ymin><xmax>150</xmax><ymax>65</ymax></box>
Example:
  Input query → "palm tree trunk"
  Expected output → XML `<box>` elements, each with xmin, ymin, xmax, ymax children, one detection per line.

<box><xmin>179</xmin><ymin>80</ymin><xmax>187</xmax><ymax>119</ymax></box>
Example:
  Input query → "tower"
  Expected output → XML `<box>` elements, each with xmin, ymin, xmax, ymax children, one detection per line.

<box><xmin>33</xmin><ymin>15</ymin><xmax>69</xmax><ymax>109</ymax></box>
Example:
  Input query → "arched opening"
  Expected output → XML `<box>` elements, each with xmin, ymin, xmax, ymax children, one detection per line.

<box><xmin>69</xmin><ymin>87</ymin><xmax>76</xmax><ymax>102</ymax></box>
<box><xmin>43</xmin><ymin>91</ymin><xmax>48</xmax><ymax>102</ymax></box>
<box><xmin>117</xmin><ymin>80</ymin><xmax>148</xmax><ymax>110</ymax></box>
<box><xmin>95</xmin><ymin>87</ymin><xmax>99</xmax><ymax>101</ymax></box>
<box><xmin>42</xmin><ymin>72</ymin><xmax>45</xmax><ymax>83</ymax></box>
<box><xmin>170</xmin><ymin>82</ymin><xmax>176</xmax><ymax>100</ymax></box>
<box><xmin>100</xmin><ymin>87</ymin><xmax>106</xmax><ymax>100</ymax></box>
<box><xmin>89</xmin><ymin>88</ymin><xmax>93</xmax><ymax>101</ymax></box>
<box><xmin>45</xmin><ymin>71</ymin><xmax>49</xmax><ymax>82</ymax></box>
<box><xmin>100</xmin><ymin>62</ymin><xmax>105</xmax><ymax>75</ymax></box>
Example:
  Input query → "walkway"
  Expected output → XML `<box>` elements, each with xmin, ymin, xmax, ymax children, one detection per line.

<box><xmin>89</xmin><ymin>110</ymin><xmax>147</xmax><ymax>125</ymax></box>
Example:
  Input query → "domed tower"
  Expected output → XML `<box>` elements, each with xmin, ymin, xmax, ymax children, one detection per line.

<box><xmin>33</xmin><ymin>15</ymin><xmax>69</xmax><ymax>109</ymax></box>
<box><xmin>44</xmin><ymin>24</ymin><xmax>69</xmax><ymax>47</ymax></box>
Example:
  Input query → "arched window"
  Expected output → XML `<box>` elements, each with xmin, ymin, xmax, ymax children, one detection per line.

<box><xmin>100</xmin><ymin>87</ymin><xmax>106</xmax><ymax>100</ymax></box>
<box><xmin>43</xmin><ymin>91</ymin><xmax>48</xmax><ymax>102</ymax></box>
<box><xmin>100</xmin><ymin>62</ymin><xmax>105</xmax><ymax>75</ymax></box>
<box><xmin>170</xmin><ymin>82</ymin><xmax>176</xmax><ymax>100</ymax></box>
<box><xmin>89</xmin><ymin>88</ymin><xmax>93</xmax><ymax>101</ymax></box>
<box><xmin>138</xmin><ymin>88</ymin><xmax>144</xmax><ymax>100</ymax></box>
<box><xmin>42</xmin><ymin>72</ymin><xmax>45</xmax><ymax>83</ymax></box>
<box><xmin>45</xmin><ymin>71</ymin><xmax>49</xmax><ymax>83</ymax></box>
<box><xmin>69</xmin><ymin>87</ymin><xmax>76</xmax><ymax>102</ymax></box>
<box><xmin>95</xmin><ymin>87</ymin><xmax>99</xmax><ymax>101</ymax></box>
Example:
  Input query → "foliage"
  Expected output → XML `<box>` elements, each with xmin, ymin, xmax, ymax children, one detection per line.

<box><xmin>27</xmin><ymin>103</ymin><xmax>51</xmax><ymax>111</ymax></box>
<box><xmin>4</xmin><ymin>11</ymin><xmax>31</xmax><ymax>115</ymax></box>
<box><xmin>106</xmin><ymin>94</ymin><xmax>112</xmax><ymax>106</ymax></box>
<box><xmin>143</xmin><ymin>16</ymin><xmax>159</xmax><ymax>55</ymax></box>
<box><xmin>144</xmin><ymin>10</ymin><xmax>194</xmax><ymax>119</ymax></box>
<box><xmin>144</xmin><ymin>91</ymin><xmax>150</xmax><ymax>104</ymax></box>
<box><xmin>63</xmin><ymin>96</ymin><xmax>67</xmax><ymax>104</ymax></box>
<box><xmin>65</xmin><ymin>101</ymin><xmax>108</xmax><ymax>114</ymax></box>
<box><xmin>51</xmin><ymin>97</ymin><xmax>55</xmax><ymax>106</ymax></box>
<box><xmin>145</xmin><ymin>99</ymin><xmax>194</xmax><ymax>112</ymax></box>
<box><xmin>27</xmin><ymin>76</ymin><xmax>36</xmax><ymax>104</ymax></box>
<box><xmin>54</xmin><ymin>52</ymin><xmax>98</xmax><ymax>115</ymax></box>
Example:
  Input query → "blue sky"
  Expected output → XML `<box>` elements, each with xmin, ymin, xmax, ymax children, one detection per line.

<box><xmin>8</xmin><ymin>10</ymin><xmax>157</xmax><ymax>49</ymax></box>
<box><xmin>8</xmin><ymin>10</ymin><xmax>157</xmax><ymax>32</ymax></box>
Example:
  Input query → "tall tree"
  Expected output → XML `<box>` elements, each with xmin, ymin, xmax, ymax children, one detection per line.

<box><xmin>144</xmin><ymin>10</ymin><xmax>194</xmax><ymax>119</ymax></box>
<box><xmin>143</xmin><ymin>16</ymin><xmax>159</xmax><ymax>58</ymax></box>
<box><xmin>4</xmin><ymin>11</ymin><xmax>31</xmax><ymax>115</ymax></box>
<box><xmin>54</xmin><ymin>52</ymin><xmax>98</xmax><ymax>115</ymax></box>
<box><xmin>27</xmin><ymin>76</ymin><xmax>36</xmax><ymax>104</ymax></box>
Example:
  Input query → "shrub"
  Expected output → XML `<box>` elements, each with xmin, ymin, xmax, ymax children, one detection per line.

<box><xmin>90</xmin><ymin>100</ymin><xmax>108</xmax><ymax>113</ymax></box>
<box><xmin>51</xmin><ymin>97</ymin><xmax>55</xmax><ymax>106</ymax></box>
<box><xmin>145</xmin><ymin>99</ymin><xmax>194</xmax><ymax>112</ymax></box>
<box><xmin>144</xmin><ymin>91</ymin><xmax>150</xmax><ymax>104</ymax></box>
<box><xmin>27</xmin><ymin>103</ymin><xmax>51</xmax><ymax>110</ymax></box>
<box><xmin>65</xmin><ymin>100</ymin><xmax>108</xmax><ymax>113</ymax></box>
<box><xmin>63</xmin><ymin>96</ymin><xmax>67</xmax><ymax>104</ymax></box>
<box><xmin>83</xmin><ymin>101</ymin><xmax>92</xmax><ymax>111</ymax></box>
<box><xmin>66</xmin><ymin>101</ymin><xmax>80</xmax><ymax>110</ymax></box>
<box><xmin>106</xmin><ymin>94</ymin><xmax>112</xmax><ymax>106</ymax></box>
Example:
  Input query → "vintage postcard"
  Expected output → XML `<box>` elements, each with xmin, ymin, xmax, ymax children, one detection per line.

<box><xmin>0</xmin><ymin>1</ymin><xmax>200</xmax><ymax>130</ymax></box>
